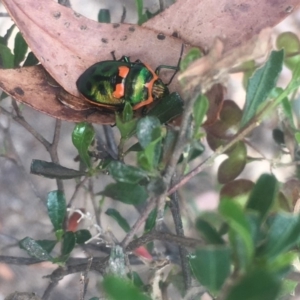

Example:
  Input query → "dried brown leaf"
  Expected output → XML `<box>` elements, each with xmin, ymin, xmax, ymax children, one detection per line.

<box><xmin>2</xmin><ymin>0</ymin><xmax>184</xmax><ymax>98</ymax></box>
<box><xmin>0</xmin><ymin>66</ymin><xmax>114</xmax><ymax>124</ymax></box>
<box><xmin>144</xmin><ymin>0</ymin><xmax>300</xmax><ymax>51</ymax></box>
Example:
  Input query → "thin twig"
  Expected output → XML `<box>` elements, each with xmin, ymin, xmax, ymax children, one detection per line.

<box><xmin>169</xmin><ymin>177</ymin><xmax>191</xmax><ymax>291</ymax></box>
<box><xmin>79</xmin><ymin>257</ymin><xmax>93</xmax><ymax>300</ymax></box>
<box><xmin>50</xmin><ymin>119</ymin><xmax>63</xmax><ymax>191</ymax></box>
<box><xmin>103</xmin><ymin>125</ymin><xmax>118</xmax><ymax>158</ymax></box>
<box><xmin>0</xmin><ymin>107</ymin><xmax>51</xmax><ymax>149</ymax></box>
<box><xmin>121</xmin><ymin>198</ymin><xmax>156</xmax><ymax>248</ymax></box>
<box><xmin>68</xmin><ymin>176</ymin><xmax>89</xmax><ymax>207</ymax></box>
<box><xmin>88</xmin><ymin>178</ymin><xmax>101</xmax><ymax>227</ymax></box>
<box><xmin>42</xmin><ymin>281</ymin><xmax>59</xmax><ymax>300</ymax></box>
<box><xmin>156</xmin><ymin>93</ymin><xmax>199</xmax><ymax>226</ymax></box>
<box><xmin>126</xmin><ymin>230</ymin><xmax>203</xmax><ymax>253</ymax></box>
<box><xmin>0</xmin><ymin>123</ymin><xmax>44</xmax><ymax>203</ymax></box>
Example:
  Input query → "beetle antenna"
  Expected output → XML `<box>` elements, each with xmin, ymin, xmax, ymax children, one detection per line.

<box><xmin>111</xmin><ymin>51</ymin><xmax>117</xmax><ymax>60</ymax></box>
<box><xmin>165</xmin><ymin>43</ymin><xmax>184</xmax><ymax>86</ymax></box>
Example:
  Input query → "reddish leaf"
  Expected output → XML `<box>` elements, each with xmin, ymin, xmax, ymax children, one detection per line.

<box><xmin>218</xmin><ymin>141</ymin><xmax>247</xmax><ymax>184</ymax></box>
<box><xmin>133</xmin><ymin>246</ymin><xmax>153</xmax><ymax>261</ymax></box>
<box><xmin>67</xmin><ymin>208</ymin><xmax>85</xmax><ymax>232</ymax></box>
<box><xmin>220</xmin><ymin>179</ymin><xmax>254</xmax><ymax>199</ymax></box>
<box><xmin>206</xmin><ymin>100</ymin><xmax>242</xmax><ymax>139</ymax></box>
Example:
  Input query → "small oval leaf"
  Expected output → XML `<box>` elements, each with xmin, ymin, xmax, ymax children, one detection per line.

<box><xmin>47</xmin><ymin>190</ymin><xmax>67</xmax><ymax>232</ymax></box>
<box><xmin>31</xmin><ymin>159</ymin><xmax>86</xmax><ymax>179</ymax></box>
<box><xmin>108</xmin><ymin>161</ymin><xmax>148</xmax><ymax>184</ymax></box>
<box><xmin>72</xmin><ymin>122</ymin><xmax>95</xmax><ymax>168</ymax></box>
<box><xmin>105</xmin><ymin>208</ymin><xmax>131</xmax><ymax>233</ymax></box>
<box><xmin>19</xmin><ymin>237</ymin><xmax>53</xmax><ymax>261</ymax></box>
<box><xmin>100</xmin><ymin>182</ymin><xmax>148</xmax><ymax>205</ymax></box>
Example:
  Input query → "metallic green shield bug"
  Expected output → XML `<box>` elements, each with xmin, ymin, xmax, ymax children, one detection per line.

<box><xmin>76</xmin><ymin>45</ymin><xmax>184</xmax><ymax>111</ymax></box>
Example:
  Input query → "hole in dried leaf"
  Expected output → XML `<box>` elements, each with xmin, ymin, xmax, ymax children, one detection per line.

<box><xmin>13</xmin><ymin>87</ymin><xmax>24</xmax><ymax>96</ymax></box>
<box><xmin>74</xmin><ymin>12</ymin><xmax>81</xmax><ymax>18</ymax></box>
<box><xmin>128</xmin><ymin>26</ymin><xmax>135</xmax><ymax>32</ymax></box>
<box><xmin>80</xmin><ymin>25</ymin><xmax>87</xmax><ymax>30</ymax></box>
<box><xmin>157</xmin><ymin>33</ymin><xmax>166</xmax><ymax>40</ymax></box>
<box><xmin>113</xmin><ymin>24</ymin><xmax>120</xmax><ymax>28</ymax></box>
<box><xmin>172</xmin><ymin>31</ymin><xmax>179</xmax><ymax>38</ymax></box>
<box><xmin>285</xmin><ymin>6</ymin><xmax>294</xmax><ymax>13</ymax></box>
<box><xmin>101</xmin><ymin>38</ymin><xmax>108</xmax><ymax>43</ymax></box>
<box><xmin>53</xmin><ymin>11</ymin><xmax>61</xmax><ymax>19</ymax></box>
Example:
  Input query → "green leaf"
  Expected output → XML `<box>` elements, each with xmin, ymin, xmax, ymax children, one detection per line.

<box><xmin>242</xmin><ymin>60</ymin><xmax>256</xmax><ymax>89</ymax></box>
<box><xmin>135</xmin><ymin>0</ymin><xmax>144</xmax><ymax>23</ymax></box>
<box><xmin>3</xmin><ymin>24</ymin><xmax>16</xmax><ymax>45</ymax></box>
<box><xmin>281</xmin><ymin>96</ymin><xmax>296</xmax><ymax>129</ymax></box>
<box><xmin>108</xmin><ymin>161</ymin><xmax>148</xmax><ymax>184</ymax></box>
<box><xmin>246</xmin><ymin>174</ymin><xmax>277</xmax><ymax>220</ymax></box>
<box><xmin>23</xmin><ymin>51</ymin><xmax>39</xmax><ymax>67</ymax></box>
<box><xmin>72</xmin><ymin>122</ymin><xmax>95</xmax><ymax>168</ymax></box>
<box><xmin>98</xmin><ymin>9</ymin><xmax>111</xmax><ymax>23</ymax></box>
<box><xmin>146</xmin><ymin>92</ymin><xmax>184</xmax><ymax>123</ymax></box>
<box><xmin>36</xmin><ymin>240</ymin><xmax>57</xmax><ymax>253</ymax></box>
<box><xmin>14</xmin><ymin>32</ymin><xmax>28</xmax><ymax>66</ymax></box>
<box><xmin>193</xmin><ymin>94</ymin><xmax>209</xmax><ymax>134</ymax></box>
<box><xmin>295</xmin><ymin>132</ymin><xmax>300</xmax><ymax>144</ymax></box>
<box><xmin>47</xmin><ymin>190</ymin><xmax>67</xmax><ymax>232</ymax></box>
<box><xmin>103</xmin><ymin>276</ymin><xmax>151</xmax><ymax>300</ymax></box>
<box><xmin>240</xmin><ymin>50</ymin><xmax>284</xmax><ymax>127</ymax></box>
<box><xmin>180</xmin><ymin>47</ymin><xmax>203</xmax><ymax>71</ymax></box>
<box><xmin>136</xmin><ymin>116</ymin><xmax>161</xmax><ymax>148</ymax></box>
<box><xmin>106</xmin><ymin>208</ymin><xmax>131</xmax><ymax>233</ymax></box>
<box><xmin>144</xmin><ymin>208</ymin><xmax>157</xmax><ymax>233</ymax></box>
<box><xmin>0</xmin><ymin>44</ymin><xmax>14</xmax><ymax>68</ymax></box>
<box><xmin>19</xmin><ymin>237</ymin><xmax>53</xmax><ymax>261</ymax></box>
<box><xmin>129</xmin><ymin>271</ymin><xmax>144</xmax><ymax>289</ymax></box>
<box><xmin>189</xmin><ymin>246</ymin><xmax>231</xmax><ymax>293</ymax></box>
<box><xmin>31</xmin><ymin>160</ymin><xmax>86</xmax><ymax>179</ymax></box>
<box><xmin>116</xmin><ymin>105</ymin><xmax>138</xmax><ymax>139</ymax></box>
<box><xmin>100</xmin><ymin>182</ymin><xmax>147</xmax><ymax>205</ymax></box>
<box><xmin>122</xmin><ymin>102</ymin><xmax>134</xmax><ymax>123</ymax></box>
<box><xmin>261</xmin><ymin>213</ymin><xmax>300</xmax><ymax>258</ymax></box>
<box><xmin>225</xmin><ymin>269</ymin><xmax>281</xmax><ymax>300</ymax></box>
<box><xmin>196</xmin><ymin>218</ymin><xmax>225</xmax><ymax>245</ymax></box>
<box><xmin>219</xmin><ymin>199</ymin><xmax>254</xmax><ymax>265</ymax></box>
<box><xmin>267</xmin><ymin>252</ymin><xmax>296</xmax><ymax>274</ymax></box>
<box><xmin>278</xmin><ymin>279</ymin><xmax>298</xmax><ymax>300</ymax></box>
<box><xmin>137</xmin><ymin>138</ymin><xmax>162</xmax><ymax>171</ymax></box>
<box><xmin>75</xmin><ymin>229</ymin><xmax>92</xmax><ymax>244</ymax></box>
<box><xmin>61</xmin><ymin>231</ymin><xmax>76</xmax><ymax>257</ymax></box>
<box><xmin>0</xmin><ymin>36</ymin><xmax>5</xmax><ymax>45</ymax></box>
<box><xmin>276</xmin><ymin>32</ymin><xmax>300</xmax><ymax>71</ymax></box>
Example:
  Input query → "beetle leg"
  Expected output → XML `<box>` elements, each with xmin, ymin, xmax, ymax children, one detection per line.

<box><xmin>155</xmin><ymin>43</ymin><xmax>185</xmax><ymax>85</ymax></box>
<box><xmin>118</xmin><ymin>56</ymin><xmax>130</xmax><ymax>63</ymax></box>
<box><xmin>110</xmin><ymin>51</ymin><xmax>117</xmax><ymax>60</ymax></box>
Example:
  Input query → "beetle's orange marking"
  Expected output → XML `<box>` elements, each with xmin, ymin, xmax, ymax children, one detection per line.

<box><xmin>113</xmin><ymin>83</ymin><xmax>125</xmax><ymax>98</ymax></box>
<box><xmin>113</xmin><ymin>66</ymin><xmax>129</xmax><ymax>98</ymax></box>
<box><xmin>118</xmin><ymin>66</ymin><xmax>129</xmax><ymax>78</ymax></box>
